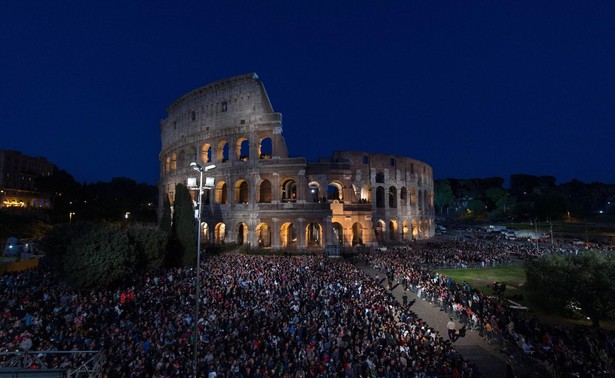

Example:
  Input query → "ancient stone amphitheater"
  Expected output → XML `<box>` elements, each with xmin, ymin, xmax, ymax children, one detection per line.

<box><xmin>159</xmin><ymin>73</ymin><xmax>434</xmax><ymax>251</ymax></box>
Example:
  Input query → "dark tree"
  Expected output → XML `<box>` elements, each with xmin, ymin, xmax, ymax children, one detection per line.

<box><xmin>434</xmin><ymin>179</ymin><xmax>454</xmax><ymax>215</ymax></box>
<box><xmin>63</xmin><ymin>224</ymin><xmax>137</xmax><ymax>290</ymax></box>
<box><xmin>128</xmin><ymin>225</ymin><xmax>168</xmax><ymax>271</ymax></box>
<box><xmin>159</xmin><ymin>195</ymin><xmax>172</xmax><ymax>234</ymax></box>
<box><xmin>525</xmin><ymin>251</ymin><xmax>615</xmax><ymax>328</ymax></box>
<box><xmin>169</xmin><ymin>183</ymin><xmax>196</xmax><ymax>267</ymax></box>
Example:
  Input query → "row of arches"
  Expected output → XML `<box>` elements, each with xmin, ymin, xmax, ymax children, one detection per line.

<box><xmin>375</xmin><ymin>186</ymin><xmax>433</xmax><ymax>210</ymax></box>
<box><xmin>163</xmin><ymin>137</ymin><xmax>273</xmax><ymax>174</ymax></box>
<box><xmin>198</xmin><ymin>221</ymin><xmax>367</xmax><ymax>248</ymax></box>
<box><xmin>374</xmin><ymin>219</ymin><xmax>431</xmax><ymax>242</ymax></box>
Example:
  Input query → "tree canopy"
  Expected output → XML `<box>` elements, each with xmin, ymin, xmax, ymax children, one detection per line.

<box><xmin>525</xmin><ymin>251</ymin><xmax>615</xmax><ymax>328</ymax></box>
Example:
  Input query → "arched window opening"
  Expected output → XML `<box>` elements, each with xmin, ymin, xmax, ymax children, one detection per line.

<box><xmin>308</xmin><ymin>182</ymin><xmax>320</xmax><ymax>202</ymax></box>
<box><xmin>327</xmin><ymin>182</ymin><xmax>342</xmax><ymax>201</ymax></box>
<box><xmin>217</xmin><ymin>140</ymin><xmax>229</xmax><ymax>162</ymax></box>
<box><xmin>280</xmin><ymin>222</ymin><xmax>297</xmax><ymax>247</ymax></box>
<box><xmin>400</xmin><ymin>187</ymin><xmax>407</xmax><ymax>207</ymax></box>
<box><xmin>389</xmin><ymin>186</ymin><xmax>397</xmax><ymax>208</ymax></box>
<box><xmin>402</xmin><ymin>221</ymin><xmax>409</xmax><ymax>241</ymax></box>
<box><xmin>165</xmin><ymin>156</ymin><xmax>171</xmax><ymax>174</ymax></box>
<box><xmin>412</xmin><ymin>220</ymin><xmax>419</xmax><ymax>239</ymax></box>
<box><xmin>215</xmin><ymin>181</ymin><xmax>228</xmax><ymax>204</ymax></box>
<box><xmin>410</xmin><ymin>187</ymin><xmax>417</xmax><ymax>207</ymax></box>
<box><xmin>418</xmin><ymin>190</ymin><xmax>424</xmax><ymax>211</ymax></box>
<box><xmin>389</xmin><ymin>220</ymin><xmax>397</xmax><ymax>241</ymax></box>
<box><xmin>236</xmin><ymin>223</ymin><xmax>248</xmax><ymax>245</ymax></box>
<box><xmin>200</xmin><ymin>222</ymin><xmax>210</xmax><ymax>245</ymax></box>
<box><xmin>171</xmin><ymin>153</ymin><xmax>177</xmax><ymax>172</ymax></box>
<box><xmin>236</xmin><ymin>138</ymin><xmax>249</xmax><ymax>161</ymax></box>
<box><xmin>332</xmin><ymin>222</ymin><xmax>344</xmax><ymax>245</ymax></box>
<box><xmin>234</xmin><ymin>180</ymin><xmax>249</xmax><ymax>204</ymax></box>
<box><xmin>201</xmin><ymin>144</ymin><xmax>212</xmax><ymax>164</ymax></box>
<box><xmin>361</xmin><ymin>184</ymin><xmax>371</xmax><ymax>203</ymax></box>
<box><xmin>375</xmin><ymin>172</ymin><xmax>384</xmax><ymax>183</ymax></box>
<box><xmin>376</xmin><ymin>187</ymin><xmax>385</xmax><ymax>208</ymax></box>
<box><xmin>352</xmin><ymin>222</ymin><xmax>363</xmax><ymax>246</ymax></box>
<box><xmin>281</xmin><ymin>179</ymin><xmax>297</xmax><ymax>202</ymax></box>
<box><xmin>259</xmin><ymin>180</ymin><xmax>272</xmax><ymax>203</ymax></box>
<box><xmin>214</xmin><ymin>223</ymin><xmax>226</xmax><ymax>245</ymax></box>
<box><xmin>375</xmin><ymin>220</ymin><xmax>386</xmax><ymax>243</ymax></box>
<box><xmin>306</xmin><ymin>223</ymin><xmax>321</xmax><ymax>247</ymax></box>
<box><xmin>259</xmin><ymin>137</ymin><xmax>272</xmax><ymax>159</ymax></box>
<box><xmin>256</xmin><ymin>223</ymin><xmax>271</xmax><ymax>247</ymax></box>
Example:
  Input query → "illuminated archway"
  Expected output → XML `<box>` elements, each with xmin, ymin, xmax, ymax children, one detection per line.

<box><xmin>256</xmin><ymin>222</ymin><xmax>271</xmax><ymax>247</ymax></box>
<box><xmin>281</xmin><ymin>179</ymin><xmax>297</xmax><ymax>202</ymax></box>
<box><xmin>308</xmin><ymin>181</ymin><xmax>321</xmax><ymax>202</ymax></box>
<box><xmin>389</xmin><ymin>220</ymin><xmax>398</xmax><ymax>241</ymax></box>
<box><xmin>236</xmin><ymin>137</ymin><xmax>249</xmax><ymax>161</ymax></box>
<box><xmin>332</xmin><ymin>222</ymin><xmax>344</xmax><ymax>245</ymax></box>
<box><xmin>401</xmin><ymin>221</ymin><xmax>409</xmax><ymax>241</ymax></box>
<box><xmin>217</xmin><ymin>140</ymin><xmax>229</xmax><ymax>162</ymax></box>
<box><xmin>327</xmin><ymin>182</ymin><xmax>343</xmax><ymax>201</ymax></box>
<box><xmin>234</xmin><ymin>179</ymin><xmax>249</xmax><ymax>204</ymax></box>
<box><xmin>306</xmin><ymin>223</ymin><xmax>321</xmax><ymax>247</ymax></box>
<box><xmin>412</xmin><ymin>220</ymin><xmax>419</xmax><ymax>239</ymax></box>
<box><xmin>259</xmin><ymin>137</ymin><xmax>272</xmax><ymax>159</ymax></box>
<box><xmin>258</xmin><ymin>179</ymin><xmax>272</xmax><ymax>203</ymax></box>
<box><xmin>352</xmin><ymin>222</ymin><xmax>363</xmax><ymax>246</ymax></box>
<box><xmin>236</xmin><ymin>222</ymin><xmax>248</xmax><ymax>245</ymax></box>
<box><xmin>215</xmin><ymin>181</ymin><xmax>228</xmax><ymax>204</ymax></box>
<box><xmin>361</xmin><ymin>184</ymin><xmax>371</xmax><ymax>203</ymax></box>
<box><xmin>375</xmin><ymin>219</ymin><xmax>386</xmax><ymax>243</ymax></box>
<box><xmin>280</xmin><ymin>222</ymin><xmax>297</xmax><ymax>247</ymax></box>
<box><xmin>214</xmin><ymin>222</ymin><xmax>226</xmax><ymax>245</ymax></box>
<box><xmin>201</xmin><ymin>143</ymin><xmax>212</xmax><ymax>164</ymax></box>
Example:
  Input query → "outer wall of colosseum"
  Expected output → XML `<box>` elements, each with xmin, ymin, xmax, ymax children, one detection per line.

<box><xmin>159</xmin><ymin>73</ymin><xmax>434</xmax><ymax>251</ymax></box>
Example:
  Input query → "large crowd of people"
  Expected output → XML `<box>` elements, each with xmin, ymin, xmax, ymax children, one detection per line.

<box><xmin>1</xmin><ymin>254</ymin><xmax>476</xmax><ymax>377</ymax></box>
<box><xmin>1</xmin><ymin>237</ymin><xmax>613</xmax><ymax>377</ymax></box>
<box><xmin>363</xmin><ymin>241</ymin><xmax>615</xmax><ymax>377</ymax></box>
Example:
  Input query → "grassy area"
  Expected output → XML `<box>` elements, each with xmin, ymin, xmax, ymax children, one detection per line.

<box><xmin>436</xmin><ymin>265</ymin><xmax>615</xmax><ymax>330</ymax></box>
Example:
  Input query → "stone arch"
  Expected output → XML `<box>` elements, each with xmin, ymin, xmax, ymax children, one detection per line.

<box><xmin>389</xmin><ymin>186</ymin><xmax>397</xmax><ymax>208</ymax></box>
<box><xmin>165</xmin><ymin>156</ymin><xmax>171</xmax><ymax>174</ymax></box>
<box><xmin>214</xmin><ymin>222</ymin><xmax>226</xmax><ymax>245</ymax></box>
<box><xmin>361</xmin><ymin>184</ymin><xmax>371</xmax><ymax>203</ymax></box>
<box><xmin>400</xmin><ymin>187</ymin><xmax>407</xmax><ymax>207</ymax></box>
<box><xmin>410</xmin><ymin>187</ymin><xmax>417</xmax><ymax>207</ymax></box>
<box><xmin>234</xmin><ymin>179</ymin><xmax>249</xmax><ymax>204</ymax></box>
<box><xmin>201</xmin><ymin>143</ymin><xmax>212</xmax><ymax>164</ymax></box>
<box><xmin>332</xmin><ymin>222</ymin><xmax>344</xmax><ymax>245</ymax></box>
<box><xmin>281</xmin><ymin>179</ymin><xmax>297</xmax><ymax>202</ymax></box>
<box><xmin>280</xmin><ymin>222</ymin><xmax>297</xmax><ymax>247</ymax></box>
<box><xmin>375</xmin><ymin>219</ymin><xmax>386</xmax><ymax>243</ymax></box>
<box><xmin>236</xmin><ymin>137</ymin><xmax>249</xmax><ymax>161</ymax></box>
<box><xmin>236</xmin><ymin>222</ymin><xmax>248</xmax><ymax>245</ymax></box>
<box><xmin>215</xmin><ymin>181</ymin><xmax>228</xmax><ymax>204</ymax></box>
<box><xmin>171</xmin><ymin>152</ymin><xmax>177</xmax><ymax>172</ymax></box>
<box><xmin>376</xmin><ymin>186</ymin><xmax>385</xmax><ymax>208</ymax></box>
<box><xmin>352</xmin><ymin>222</ymin><xmax>363</xmax><ymax>246</ymax></box>
<box><xmin>402</xmin><ymin>220</ymin><xmax>409</xmax><ymax>241</ymax></box>
<box><xmin>259</xmin><ymin>137</ymin><xmax>272</xmax><ymax>159</ymax></box>
<box><xmin>217</xmin><ymin>140</ymin><xmax>229</xmax><ymax>162</ymax></box>
<box><xmin>412</xmin><ymin>220</ymin><xmax>419</xmax><ymax>239</ymax></box>
<box><xmin>327</xmin><ymin>181</ymin><xmax>343</xmax><ymax>201</ymax></box>
<box><xmin>257</xmin><ymin>179</ymin><xmax>272</xmax><ymax>203</ymax></box>
<box><xmin>418</xmin><ymin>190</ymin><xmax>424</xmax><ymax>211</ymax></box>
<box><xmin>306</xmin><ymin>223</ymin><xmax>321</xmax><ymax>247</ymax></box>
<box><xmin>389</xmin><ymin>220</ymin><xmax>398</xmax><ymax>241</ymax></box>
<box><xmin>199</xmin><ymin>222</ymin><xmax>211</xmax><ymax>245</ymax></box>
<box><xmin>308</xmin><ymin>181</ymin><xmax>321</xmax><ymax>202</ymax></box>
<box><xmin>256</xmin><ymin>222</ymin><xmax>271</xmax><ymax>247</ymax></box>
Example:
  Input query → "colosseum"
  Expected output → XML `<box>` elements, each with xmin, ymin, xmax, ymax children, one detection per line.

<box><xmin>159</xmin><ymin>73</ymin><xmax>434</xmax><ymax>251</ymax></box>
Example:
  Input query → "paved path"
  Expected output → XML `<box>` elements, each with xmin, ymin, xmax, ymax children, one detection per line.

<box><xmin>355</xmin><ymin>262</ymin><xmax>540</xmax><ymax>377</ymax></box>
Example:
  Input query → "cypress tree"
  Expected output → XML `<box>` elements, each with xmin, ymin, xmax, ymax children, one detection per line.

<box><xmin>169</xmin><ymin>183</ymin><xmax>197</xmax><ymax>267</ymax></box>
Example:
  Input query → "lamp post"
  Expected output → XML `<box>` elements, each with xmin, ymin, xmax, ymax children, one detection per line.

<box><xmin>190</xmin><ymin>162</ymin><xmax>215</xmax><ymax>377</ymax></box>
<box><xmin>69</xmin><ymin>212</ymin><xmax>75</xmax><ymax>223</ymax></box>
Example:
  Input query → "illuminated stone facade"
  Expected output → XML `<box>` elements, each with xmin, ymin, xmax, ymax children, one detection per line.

<box><xmin>159</xmin><ymin>73</ymin><xmax>434</xmax><ymax>250</ymax></box>
<box><xmin>0</xmin><ymin>150</ymin><xmax>53</xmax><ymax>208</ymax></box>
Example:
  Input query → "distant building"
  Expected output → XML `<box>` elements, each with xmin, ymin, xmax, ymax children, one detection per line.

<box><xmin>159</xmin><ymin>73</ymin><xmax>434</xmax><ymax>250</ymax></box>
<box><xmin>0</xmin><ymin>150</ymin><xmax>53</xmax><ymax>208</ymax></box>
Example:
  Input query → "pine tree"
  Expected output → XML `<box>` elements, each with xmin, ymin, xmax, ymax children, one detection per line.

<box><xmin>169</xmin><ymin>183</ymin><xmax>197</xmax><ymax>267</ymax></box>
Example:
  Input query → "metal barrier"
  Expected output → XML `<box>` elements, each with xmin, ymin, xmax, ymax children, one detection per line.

<box><xmin>0</xmin><ymin>351</ymin><xmax>103</xmax><ymax>378</ymax></box>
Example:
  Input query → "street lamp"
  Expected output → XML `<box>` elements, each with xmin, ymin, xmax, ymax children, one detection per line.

<box><xmin>69</xmin><ymin>212</ymin><xmax>75</xmax><ymax>223</ymax></box>
<box><xmin>190</xmin><ymin>162</ymin><xmax>215</xmax><ymax>377</ymax></box>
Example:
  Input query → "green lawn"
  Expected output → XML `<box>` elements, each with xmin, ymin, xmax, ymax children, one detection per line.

<box><xmin>435</xmin><ymin>264</ymin><xmax>615</xmax><ymax>330</ymax></box>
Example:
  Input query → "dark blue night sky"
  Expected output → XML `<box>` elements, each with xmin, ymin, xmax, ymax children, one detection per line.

<box><xmin>2</xmin><ymin>1</ymin><xmax>614</xmax><ymax>186</ymax></box>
